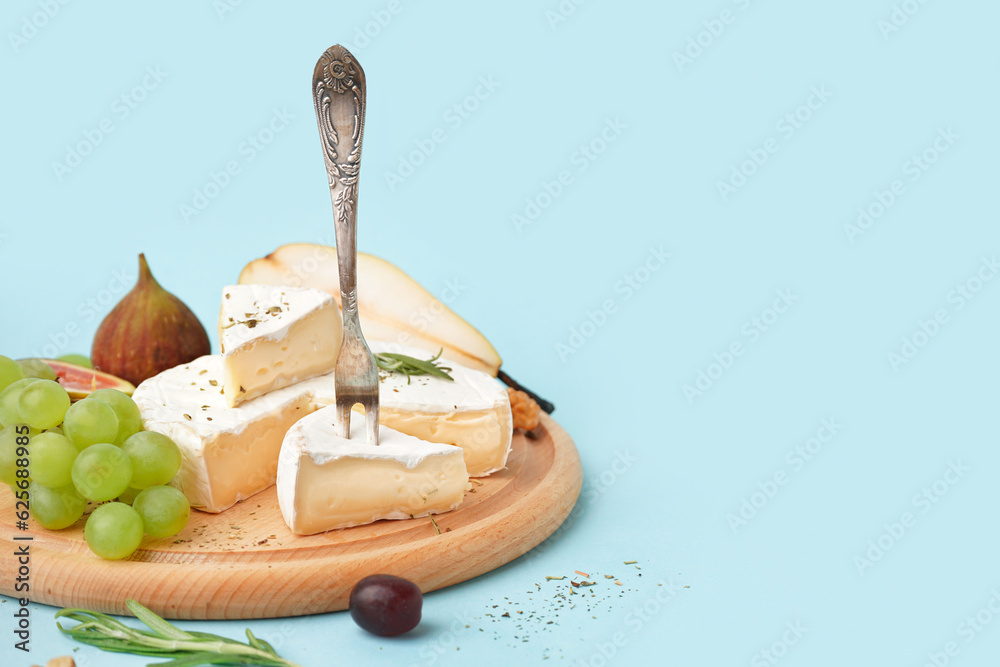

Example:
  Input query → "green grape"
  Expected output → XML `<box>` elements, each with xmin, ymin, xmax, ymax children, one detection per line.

<box><xmin>0</xmin><ymin>424</ymin><xmax>38</xmax><ymax>486</ymax></box>
<box><xmin>71</xmin><ymin>443</ymin><xmax>132</xmax><ymax>502</ymax></box>
<box><xmin>17</xmin><ymin>359</ymin><xmax>57</xmax><ymax>381</ymax></box>
<box><xmin>84</xmin><ymin>502</ymin><xmax>143</xmax><ymax>560</ymax></box>
<box><xmin>29</xmin><ymin>482</ymin><xmax>86</xmax><ymax>530</ymax></box>
<box><xmin>0</xmin><ymin>427</ymin><xmax>19</xmax><ymax>486</ymax></box>
<box><xmin>132</xmin><ymin>485</ymin><xmax>190</xmax><ymax>538</ymax></box>
<box><xmin>117</xmin><ymin>486</ymin><xmax>141</xmax><ymax>504</ymax></box>
<box><xmin>0</xmin><ymin>379</ymin><xmax>38</xmax><ymax>428</ymax></box>
<box><xmin>0</xmin><ymin>355</ymin><xmax>25</xmax><ymax>392</ymax></box>
<box><xmin>28</xmin><ymin>432</ymin><xmax>78</xmax><ymax>487</ymax></box>
<box><xmin>58</xmin><ymin>353</ymin><xmax>92</xmax><ymax>369</ymax></box>
<box><xmin>121</xmin><ymin>431</ymin><xmax>182</xmax><ymax>489</ymax></box>
<box><xmin>89</xmin><ymin>389</ymin><xmax>143</xmax><ymax>445</ymax></box>
<box><xmin>63</xmin><ymin>399</ymin><xmax>119</xmax><ymax>450</ymax></box>
<box><xmin>47</xmin><ymin>426</ymin><xmax>64</xmax><ymax>435</ymax></box>
<box><xmin>17</xmin><ymin>379</ymin><xmax>71</xmax><ymax>430</ymax></box>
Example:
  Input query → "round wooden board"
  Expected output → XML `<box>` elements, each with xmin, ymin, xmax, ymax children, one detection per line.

<box><xmin>0</xmin><ymin>414</ymin><xmax>581</xmax><ymax>619</ymax></box>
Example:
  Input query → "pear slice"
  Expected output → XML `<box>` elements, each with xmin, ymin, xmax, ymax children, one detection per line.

<box><xmin>238</xmin><ymin>243</ymin><xmax>502</xmax><ymax>376</ymax></box>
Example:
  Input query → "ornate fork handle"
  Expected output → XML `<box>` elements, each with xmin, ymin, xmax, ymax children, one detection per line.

<box><xmin>313</xmin><ymin>45</ymin><xmax>366</xmax><ymax>311</ymax></box>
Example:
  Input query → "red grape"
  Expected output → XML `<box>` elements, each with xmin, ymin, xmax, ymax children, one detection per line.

<box><xmin>349</xmin><ymin>574</ymin><xmax>422</xmax><ymax>636</ymax></box>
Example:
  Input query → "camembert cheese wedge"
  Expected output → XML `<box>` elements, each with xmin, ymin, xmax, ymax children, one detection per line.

<box><xmin>219</xmin><ymin>284</ymin><xmax>341</xmax><ymax>407</ymax></box>
<box><xmin>277</xmin><ymin>406</ymin><xmax>469</xmax><ymax>534</ymax></box>
<box><xmin>132</xmin><ymin>354</ymin><xmax>316</xmax><ymax>512</ymax></box>
<box><xmin>363</xmin><ymin>342</ymin><xmax>513</xmax><ymax>476</ymax></box>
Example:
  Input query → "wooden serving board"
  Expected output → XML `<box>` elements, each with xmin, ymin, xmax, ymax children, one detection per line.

<box><xmin>0</xmin><ymin>414</ymin><xmax>581</xmax><ymax>619</ymax></box>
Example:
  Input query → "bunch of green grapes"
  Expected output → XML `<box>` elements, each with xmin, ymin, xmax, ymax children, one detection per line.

<box><xmin>1</xmin><ymin>355</ymin><xmax>190</xmax><ymax>560</ymax></box>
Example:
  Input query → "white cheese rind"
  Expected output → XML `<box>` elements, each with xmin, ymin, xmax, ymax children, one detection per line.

<box><xmin>218</xmin><ymin>284</ymin><xmax>341</xmax><ymax>407</ymax></box>
<box><xmin>363</xmin><ymin>341</ymin><xmax>513</xmax><ymax>475</ymax></box>
<box><xmin>277</xmin><ymin>407</ymin><xmax>468</xmax><ymax>534</ymax></box>
<box><xmin>366</xmin><ymin>341</ymin><xmax>506</xmax><ymax>412</ymax></box>
<box><xmin>132</xmin><ymin>355</ymin><xmax>317</xmax><ymax>512</ymax></box>
<box><xmin>133</xmin><ymin>342</ymin><xmax>511</xmax><ymax>512</ymax></box>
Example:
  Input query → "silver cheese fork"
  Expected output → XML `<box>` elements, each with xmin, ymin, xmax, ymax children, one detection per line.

<box><xmin>312</xmin><ymin>44</ymin><xmax>379</xmax><ymax>445</ymax></box>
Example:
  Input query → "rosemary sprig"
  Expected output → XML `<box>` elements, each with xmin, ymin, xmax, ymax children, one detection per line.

<box><xmin>55</xmin><ymin>599</ymin><xmax>304</xmax><ymax>667</ymax></box>
<box><xmin>375</xmin><ymin>348</ymin><xmax>454</xmax><ymax>384</ymax></box>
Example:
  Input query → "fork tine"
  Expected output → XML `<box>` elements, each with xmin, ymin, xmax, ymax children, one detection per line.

<box><xmin>365</xmin><ymin>402</ymin><xmax>379</xmax><ymax>447</ymax></box>
<box><xmin>336</xmin><ymin>400</ymin><xmax>353</xmax><ymax>439</ymax></box>
<box><xmin>333</xmin><ymin>326</ymin><xmax>380</xmax><ymax>443</ymax></box>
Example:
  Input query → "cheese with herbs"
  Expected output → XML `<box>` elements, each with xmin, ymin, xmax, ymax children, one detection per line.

<box><xmin>360</xmin><ymin>342</ymin><xmax>512</xmax><ymax>476</ymax></box>
<box><xmin>132</xmin><ymin>342</ymin><xmax>511</xmax><ymax>512</ymax></box>
<box><xmin>218</xmin><ymin>284</ymin><xmax>341</xmax><ymax>407</ymax></box>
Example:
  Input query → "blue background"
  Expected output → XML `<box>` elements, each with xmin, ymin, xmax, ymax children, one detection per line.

<box><xmin>3</xmin><ymin>1</ymin><xmax>1000</xmax><ymax>665</ymax></box>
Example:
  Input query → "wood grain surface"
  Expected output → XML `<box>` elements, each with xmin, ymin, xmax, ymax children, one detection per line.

<box><xmin>0</xmin><ymin>413</ymin><xmax>581</xmax><ymax>619</ymax></box>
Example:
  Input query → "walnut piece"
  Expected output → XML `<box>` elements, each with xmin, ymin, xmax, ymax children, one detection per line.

<box><xmin>507</xmin><ymin>388</ymin><xmax>541</xmax><ymax>431</ymax></box>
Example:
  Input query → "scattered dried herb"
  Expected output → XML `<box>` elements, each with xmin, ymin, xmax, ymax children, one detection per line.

<box><xmin>220</xmin><ymin>318</ymin><xmax>259</xmax><ymax>330</ymax></box>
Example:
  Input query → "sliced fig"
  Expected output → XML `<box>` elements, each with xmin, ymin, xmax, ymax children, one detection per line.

<box><xmin>43</xmin><ymin>359</ymin><xmax>136</xmax><ymax>400</ymax></box>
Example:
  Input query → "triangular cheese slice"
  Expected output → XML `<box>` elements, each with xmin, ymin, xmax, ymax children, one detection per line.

<box><xmin>277</xmin><ymin>406</ymin><xmax>469</xmax><ymax>534</ymax></box>
<box><xmin>218</xmin><ymin>284</ymin><xmax>341</xmax><ymax>407</ymax></box>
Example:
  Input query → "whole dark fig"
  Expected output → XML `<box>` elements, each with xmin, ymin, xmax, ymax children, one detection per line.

<box><xmin>92</xmin><ymin>254</ymin><xmax>210</xmax><ymax>385</ymax></box>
